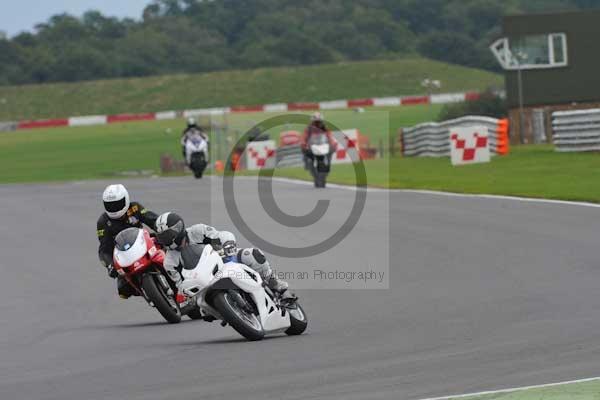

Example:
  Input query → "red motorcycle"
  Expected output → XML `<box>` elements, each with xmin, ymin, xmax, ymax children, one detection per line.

<box><xmin>113</xmin><ymin>227</ymin><xmax>182</xmax><ymax>323</ymax></box>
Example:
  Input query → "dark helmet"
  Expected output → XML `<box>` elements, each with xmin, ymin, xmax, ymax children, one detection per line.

<box><xmin>155</xmin><ymin>212</ymin><xmax>186</xmax><ymax>250</ymax></box>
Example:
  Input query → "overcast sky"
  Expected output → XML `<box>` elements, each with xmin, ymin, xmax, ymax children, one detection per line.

<box><xmin>0</xmin><ymin>0</ymin><xmax>150</xmax><ymax>37</ymax></box>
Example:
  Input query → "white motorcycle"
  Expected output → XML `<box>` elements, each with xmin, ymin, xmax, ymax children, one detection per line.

<box><xmin>179</xmin><ymin>244</ymin><xmax>308</xmax><ymax>341</ymax></box>
<box><xmin>184</xmin><ymin>130</ymin><xmax>209</xmax><ymax>179</ymax></box>
<box><xmin>308</xmin><ymin>134</ymin><xmax>331</xmax><ymax>188</ymax></box>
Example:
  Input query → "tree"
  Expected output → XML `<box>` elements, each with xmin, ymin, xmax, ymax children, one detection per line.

<box><xmin>0</xmin><ymin>0</ymin><xmax>598</xmax><ymax>85</ymax></box>
<box><xmin>418</xmin><ymin>31</ymin><xmax>481</xmax><ymax>67</ymax></box>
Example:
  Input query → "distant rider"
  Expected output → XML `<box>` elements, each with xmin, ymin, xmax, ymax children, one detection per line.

<box><xmin>181</xmin><ymin>118</ymin><xmax>209</xmax><ymax>158</ymax></box>
<box><xmin>301</xmin><ymin>112</ymin><xmax>337</xmax><ymax>167</ymax></box>
<box><xmin>96</xmin><ymin>184</ymin><xmax>159</xmax><ymax>299</ymax></box>
<box><xmin>154</xmin><ymin>212</ymin><xmax>289</xmax><ymax>294</ymax></box>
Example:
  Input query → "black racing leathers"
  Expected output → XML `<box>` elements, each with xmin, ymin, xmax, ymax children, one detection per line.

<box><xmin>96</xmin><ymin>202</ymin><xmax>159</xmax><ymax>268</ymax></box>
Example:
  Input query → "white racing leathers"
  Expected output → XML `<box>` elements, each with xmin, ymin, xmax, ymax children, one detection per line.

<box><xmin>181</xmin><ymin>130</ymin><xmax>209</xmax><ymax>165</ymax></box>
<box><xmin>163</xmin><ymin>224</ymin><xmax>275</xmax><ymax>286</ymax></box>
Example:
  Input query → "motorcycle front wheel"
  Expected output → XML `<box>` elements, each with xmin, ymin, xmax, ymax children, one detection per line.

<box><xmin>213</xmin><ymin>291</ymin><xmax>264</xmax><ymax>341</ymax></box>
<box><xmin>142</xmin><ymin>274</ymin><xmax>182</xmax><ymax>324</ymax></box>
<box><xmin>191</xmin><ymin>153</ymin><xmax>207</xmax><ymax>179</ymax></box>
<box><xmin>285</xmin><ymin>302</ymin><xmax>308</xmax><ymax>335</ymax></box>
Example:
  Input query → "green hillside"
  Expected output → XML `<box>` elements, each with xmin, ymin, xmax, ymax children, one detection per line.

<box><xmin>1</xmin><ymin>0</ymin><xmax>595</xmax><ymax>87</ymax></box>
<box><xmin>0</xmin><ymin>58</ymin><xmax>501</xmax><ymax>121</ymax></box>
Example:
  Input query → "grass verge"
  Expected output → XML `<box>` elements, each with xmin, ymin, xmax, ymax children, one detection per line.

<box><xmin>250</xmin><ymin>145</ymin><xmax>600</xmax><ymax>203</ymax></box>
<box><xmin>4</xmin><ymin>106</ymin><xmax>600</xmax><ymax>205</ymax></box>
<box><xmin>0</xmin><ymin>58</ymin><xmax>500</xmax><ymax>120</ymax></box>
<box><xmin>0</xmin><ymin>106</ymin><xmax>434</xmax><ymax>183</ymax></box>
<box><xmin>447</xmin><ymin>378</ymin><xmax>600</xmax><ymax>399</ymax></box>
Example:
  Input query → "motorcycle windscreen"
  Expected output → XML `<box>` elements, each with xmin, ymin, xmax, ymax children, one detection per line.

<box><xmin>113</xmin><ymin>228</ymin><xmax>147</xmax><ymax>267</ymax></box>
<box><xmin>187</xmin><ymin>133</ymin><xmax>206</xmax><ymax>147</ymax></box>
<box><xmin>180</xmin><ymin>244</ymin><xmax>207</xmax><ymax>271</ymax></box>
<box><xmin>185</xmin><ymin>136</ymin><xmax>207</xmax><ymax>164</ymax></box>
<box><xmin>190</xmin><ymin>134</ymin><xmax>204</xmax><ymax>145</ymax></box>
<box><xmin>309</xmin><ymin>134</ymin><xmax>330</xmax><ymax>156</ymax></box>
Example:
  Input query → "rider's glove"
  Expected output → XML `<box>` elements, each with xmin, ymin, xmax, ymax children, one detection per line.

<box><xmin>107</xmin><ymin>264</ymin><xmax>118</xmax><ymax>279</ymax></box>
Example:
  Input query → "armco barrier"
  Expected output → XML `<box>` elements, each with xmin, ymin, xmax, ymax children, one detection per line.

<box><xmin>107</xmin><ymin>113</ymin><xmax>155</xmax><ymax>123</ymax></box>
<box><xmin>401</xmin><ymin>96</ymin><xmax>430</xmax><ymax>105</ymax></box>
<box><xmin>287</xmin><ymin>102</ymin><xmax>319</xmax><ymax>111</ymax></box>
<box><xmin>68</xmin><ymin>115</ymin><xmax>108</xmax><ymax>127</ymax></box>
<box><xmin>7</xmin><ymin>90</ymin><xmax>488</xmax><ymax>131</ymax></box>
<box><xmin>17</xmin><ymin>118</ymin><xmax>69</xmax><ymax>129</ymax></box>
<box><xmin>0</xmin><ymin>121</ymin><xmax>17</xmax><ymax>132</ymax></box>
<box><xmin>155</xmin><ymin>111</ymin><xmax>178</xmax><ymax>120</ymax></box>
<box><xmin>401</xmin><ymin>116</ymin><xmax>510</xmax><ymax>157</ymax></box>
<box><xmin>276</xmin><ymin>145</ymin><xmax>304</xmax><ymax>168</ymax></box>
<box><xmin>552</xmin><ymin>108</ymin><xmax>600</xmax><ymax>152</ymax></box>
<box><xmin>348</xmin><ymin>98</ymin><xmax>374</xmax><ymax>107</ymax></box>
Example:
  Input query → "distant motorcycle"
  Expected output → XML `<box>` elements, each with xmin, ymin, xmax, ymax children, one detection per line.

<box><xmin>184</xmin><ymin>130</ymin><xmax>209</xmax><ymax>179</ymax></box>
<box><xmin>113</xmin><ymin>228</ymin><xmax>182</xmax><ymax>323</ymax></box>
<box><xmin>307</xmin><ymin>134</ymin><xmax>331</xmax><ymax>188</ymax></box>
<box><xmin>179</xmin><ymin>244</ymin><xmax>308</xmax><ymax>341</ymax></box>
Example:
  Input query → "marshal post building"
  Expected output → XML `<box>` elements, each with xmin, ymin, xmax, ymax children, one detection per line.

<box><xmin>491</xmin><ymin>10</ymin><xmax>600</xmax><ymax>144</ymax></box>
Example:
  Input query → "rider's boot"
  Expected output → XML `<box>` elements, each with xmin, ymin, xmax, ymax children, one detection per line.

<box><xmin>266</xmin><ymin>274</ymin><xmax>289</xmax><ymax>294</ymax></box>
<box><xmin>117</xmin><ymin>277</ymin><xmax>133</xmax><ymax>299</ymax></box>
<box><xmin>238</xmin><ymin>247</ymin><xmax>293</xmax><ymax>296</ymax></box>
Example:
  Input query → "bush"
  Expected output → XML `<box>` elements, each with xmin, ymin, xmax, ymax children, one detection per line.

<box><xmin>438</xmin><ymin>91</ymin><xmax>507</xmax><ymax>121</ymax></box>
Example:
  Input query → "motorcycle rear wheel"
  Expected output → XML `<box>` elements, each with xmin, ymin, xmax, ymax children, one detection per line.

<box><xmin>213</xmin><ymin>291</ymin><xmax>264</xmax><ymax>341</ymax></box>
<box><xmin>142</xmin><ymin>274</ymin><xmax>182</xmax><ymax>324</ymax></box>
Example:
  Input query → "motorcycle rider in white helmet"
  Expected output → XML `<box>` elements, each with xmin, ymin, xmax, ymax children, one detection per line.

<box><xmin>96</xmin><ymin>184</ymin><xmax>160</xmax><ymax>299</ymax></box>
<box><xmin>155</xmin><ymin>212</ymin><xmax>289</xmax><ymax>294</ymax></box>
<box><xmin>181</xmin><ymin>118</ymin><xmax>209</xmax><ymax>158</ymax></box>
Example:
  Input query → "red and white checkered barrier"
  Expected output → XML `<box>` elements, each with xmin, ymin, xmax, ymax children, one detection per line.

<box><xmin>450</xmin><ymin>126</ymin><xmax>491</xmax><ymax>166</ymax></box>
<box><xmin>402</xmin><ymin>116</ymin><xmax>509</xmax><ymax>158</ymax></box>
<box><xmin>245</xmin><ymin>140</ymin><xmax>277</xmax><ymax>170</ymax></box>
<box><xmin>7</xmin><ymin>91</ymin><xmax>482</xmax><ymax>131</ymax></box>
<box><xmin>331</xmin><ymin>129</ymin><xmax>360</xmax><ymax>164</ymax></box>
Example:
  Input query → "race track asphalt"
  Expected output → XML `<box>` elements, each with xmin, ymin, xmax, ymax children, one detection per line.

<box><xmin>1</xmin><ymin>176</ymin><xmax>600</xmax><ymax>400</ymax></box>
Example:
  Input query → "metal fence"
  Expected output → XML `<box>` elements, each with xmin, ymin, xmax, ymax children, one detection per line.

<box><xmin>552</xmin><ymin>109</ymin><xmax>600</xmax><ymax>152</ymax></box>
<box><xmin>401</xmin><ymin>116</ymin><xmax>509</xmax><ymax>157</ymax></box>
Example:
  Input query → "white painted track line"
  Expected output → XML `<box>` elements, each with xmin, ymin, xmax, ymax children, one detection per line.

<box><xmin>417</xmin><ymin>376</ymin><xmax>600</xmax><ymax>400</ymax></box>
<box><xmin>229</xmin><ymin>175</ymin><xmax>600</xmax><ymax>208</ymax></box>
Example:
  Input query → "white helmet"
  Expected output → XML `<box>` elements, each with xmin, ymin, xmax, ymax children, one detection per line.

<box><xmin>218</xmin><ymin>231</ymin><xmax>237</xmax><ymax>257</ymax></box>
<box><xmin>187</xmin><ymin>117</ymin><xmax>197</xmax><ymax>127</ymax></box>
<box><xmin>102</xmin><ymin>184</ymin><xmax>130</xmax><ymax>219</ymax></box>
<box><xmin>311</xmin><ymin>112</ymin><xmax>324</xmax><ymax>122</ymax></box>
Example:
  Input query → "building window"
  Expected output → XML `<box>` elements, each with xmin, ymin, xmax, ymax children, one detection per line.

<box><xmin>490</xmin><ymin>33</ymin><xmax>568</xmax><ymax>70</ymax></box>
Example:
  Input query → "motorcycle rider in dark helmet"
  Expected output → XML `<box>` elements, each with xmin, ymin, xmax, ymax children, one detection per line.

<box><xmin>155</xmin><ymin>212</ymin><xmax>289</xmax><ymax>294</ymax></box>
<box><xmin>96</xmin><ymin>184</ymin><xmax>159</xmax><ymax>299</ymax></box>
<box><xmin>301</xmin><ymin>112</ymin><xmax>337</xmax><ymax>169</ymax></box>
